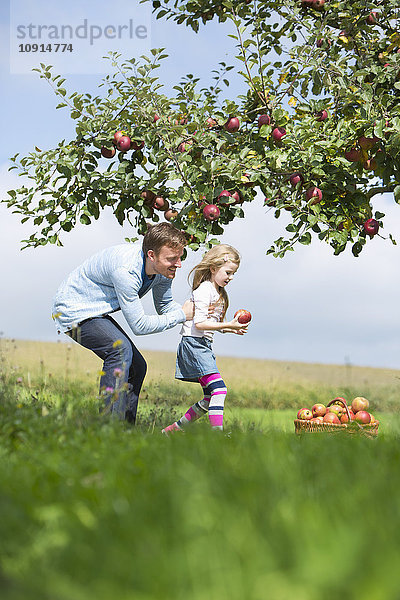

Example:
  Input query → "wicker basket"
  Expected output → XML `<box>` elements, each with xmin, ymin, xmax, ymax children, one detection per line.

<box><xmin>294</xmin><ymin>398</ymin><xmax>379</xmax><ymax>438</ymax></box>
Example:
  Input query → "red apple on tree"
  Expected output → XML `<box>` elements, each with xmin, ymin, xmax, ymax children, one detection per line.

<box><xmin>311</xmin><ymin>0</ymin><xmax>325</xmax><ymax>10</ymax></box>
<box><xmin>363</xmin><ymin>218</ymin><xmax>379</xmax><ymax>237</ymax></box>
<box><xmin>141</xmin><ymin>190</ymin><xmax>156</xmax><ymax>205</ymax></box>
<box><xmin>272</xmin><ymin>127</ymin><xmax>286</xmax><ymax>141</ymax></box>
<box><xmin>164</xmin><ymin>209</ymin><xmax>178</xmax><ymax>221</ymax></box>
<box><xmin>224</xmin><ymin>117</ymin><xmax>240</xmax><ymax>132</ymax></box>
<box><xmin>153</xmin><ymin>114</ymin><xmax>160</xmax><ymax>123</ymax></box>
<box><xmin>131</xmin><ymin>140</ymin><xmax>144</xmax><ymax>151</ymax></box>
<box><xmin>358</xmin><ymin>136</ymin><xmax>378</xmax><ymax>150</ymax></box>
<box><xmin>218</xmin><ymin>190</ymin><xmax>232</xmax><ymax>201</ymax></box>
<box><xmin>116</xmin><ymin>136</ymin><xmax>131</xmax><ymax>152</ymax></box>
<box><xmin>289</xmin><ymin>172</ymin><xmax>304</xmax><ymax>186</ymax></box>
<box><xmin>203</xmin><ymin>204</ymin><xmax>220</xmax><ymax>221</ymax></box>
<box><xmin>101</xmin><ymin>146</ymin><xmax>116</xmax><ymax>159</ymax></box>
<box><xmin>258</xmin><ymin>114</ymin><xmax>271</xmax><ymax>127</ymax></box>
<box><xmin>206</xmin><ymin>117</ymin><xmax>218</xmax><ymax>128</ymax></box>
<box><xmin>231</xmin><ymin>190</ymin><xmax>243</xmax><ymax>204</ymax></box>
<box><xmin>305</xmin><ymin>186</ymin><xmax>322</xmax><ymax>204</ymax></box>
<box><xmin>178</xmin><ymin>140</ymin><xmax>193</xmax><ymax>153</ymax></box>
<box><xmin>315</xmin><ymin>109</ymin><xmax>328</xmax><ymax>121</ymax></box>
<box><xmin>114</xmin><ymin>130</ymin><xmax>126</xmax><ymax>143</ymax></box>
<box><xmin>366</xmin><ymin>11</ymin><xmax>378</xmax><ymax>25</ymax></box>
<box><xmin>345</xmin><ymin>148</ymin><xmax>361</xmax><ymax>162</ymax></box>
<box><xmin>152</xmin><ymin>196</ymin><xmax>169</xmax><ymax>211</ymax></box>
<box><xmin>234</xmin><ymin>309</ymin><xmax>252</xmax><ymax>324</ymax></box>
<box><xmin>217</xmin><ymin>190</ymin><xmax>232</xmax><ymax>207</ymax></box>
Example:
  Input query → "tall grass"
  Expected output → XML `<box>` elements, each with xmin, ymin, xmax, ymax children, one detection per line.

<box><xmin>1</xmin><ymin>385</ymin><xmax>400</xmax><ymax>599</ymax></box>
<box><xmin>1</xmin><ymin>339</ymin><xmax>400</xmax><ymax>598</ymax></box>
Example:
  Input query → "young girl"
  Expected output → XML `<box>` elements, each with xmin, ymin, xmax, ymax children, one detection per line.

<box><xmin>162</xmin><ymin>244</ymin><xmax>248</xmax><ymax>434</ymax></box>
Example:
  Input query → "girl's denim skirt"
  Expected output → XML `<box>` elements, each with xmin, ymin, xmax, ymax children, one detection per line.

<box><xmin>175</xmin><ymin>335</ymin><xmax>218</xmax><ymax>382</ymax></box>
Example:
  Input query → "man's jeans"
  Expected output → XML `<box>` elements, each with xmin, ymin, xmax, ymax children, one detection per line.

<box><xmin>68</xmin><ymin>315</ymin><xmax>147</xmax><ymax>423</ymax></box>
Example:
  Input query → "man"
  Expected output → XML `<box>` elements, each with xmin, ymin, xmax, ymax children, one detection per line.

<box><xmin>52</xmin><ymin>222</ymin><xmax>194</xmax><ymax>423</ymax></box>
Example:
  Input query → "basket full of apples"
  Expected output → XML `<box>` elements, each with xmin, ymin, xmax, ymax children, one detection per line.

<box><xmin>294</xmin><ymin>396</ymin><xmax>379</xmax><ymax>437</ymax></box>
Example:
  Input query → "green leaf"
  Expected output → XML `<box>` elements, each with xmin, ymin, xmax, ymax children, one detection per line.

<box><xmin>299</xmin><ymin>232</ymin><xmax>311</xmax><ymax>245</ymax></box>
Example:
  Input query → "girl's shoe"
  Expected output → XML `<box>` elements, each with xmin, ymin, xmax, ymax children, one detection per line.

<box><xmin>161</xmin><ymin>422</ymin><xmax>183</xmax><ymax>436</ymax></box>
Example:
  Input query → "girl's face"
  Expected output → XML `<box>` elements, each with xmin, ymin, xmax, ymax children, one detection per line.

<box><xmin>211</xmin><ymin>260</ymin><xmax>238</xmax><ymax>289</ymax></box>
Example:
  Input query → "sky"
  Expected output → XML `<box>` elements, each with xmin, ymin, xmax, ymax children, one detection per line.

<box><xmin>1</xmin><ymin>1</ymin><xmax>400</xmax><ymax>370</ymax></box>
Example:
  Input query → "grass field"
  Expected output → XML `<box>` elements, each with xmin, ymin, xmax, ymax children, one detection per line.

<box><xmin>1</xmin><ymin>339</ymin><xmax>400</xmax><ymax>599</ymax></box>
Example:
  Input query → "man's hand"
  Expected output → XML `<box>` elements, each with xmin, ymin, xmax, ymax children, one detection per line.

<box><xmin>182</xmin><ymin>299</ymin><xmax>195</xmax><ymax>321</ymax></box>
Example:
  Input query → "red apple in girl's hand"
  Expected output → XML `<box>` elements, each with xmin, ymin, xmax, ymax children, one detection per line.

<box><xmin>234</xmin><ymin>309</ymin><xmax>252</xmax><ymax>324</ymax></box>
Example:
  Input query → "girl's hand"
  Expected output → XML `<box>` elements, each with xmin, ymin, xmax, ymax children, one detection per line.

<box><xmin>226</xmin><ymin>327</ymin><xmax>247</xmax><ymax>336</ymax></box>
<box><xmin>224</xmin><ymin>316</ymin><xmax>249</xmax><ymax>335</ymax></box>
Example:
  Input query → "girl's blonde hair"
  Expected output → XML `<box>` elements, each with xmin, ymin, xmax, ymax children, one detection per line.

<box><xmin>189</xmin><ymin>244</ymin><xmax>241</xmax><ymax>320</ymax></box>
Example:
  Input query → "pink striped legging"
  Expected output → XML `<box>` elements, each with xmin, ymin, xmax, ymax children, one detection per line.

<box><xmin>176</xmin><ymin>372</ymin><xmax>227</xmax><ymax>430</ymax></box>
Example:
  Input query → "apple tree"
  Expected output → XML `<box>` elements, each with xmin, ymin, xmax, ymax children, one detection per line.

<box><xmin>4</xmin><ymin>0</ymin><xmax>400</xmax><ymax>256</ymax></box>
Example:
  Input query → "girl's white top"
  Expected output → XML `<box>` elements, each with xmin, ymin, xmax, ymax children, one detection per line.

<box><xmin>180</xmin><ymin>280</ymin><xmax>225</xmax><ymax>341</ymax></box>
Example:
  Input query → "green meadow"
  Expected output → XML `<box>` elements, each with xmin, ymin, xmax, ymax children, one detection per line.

<box><xmin>1</xmin><ymin>338</ymin><xmax>400</xmax><ymax>599</ymax></box>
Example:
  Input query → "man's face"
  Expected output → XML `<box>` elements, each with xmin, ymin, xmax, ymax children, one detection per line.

<box><xmin>146</xmin><ymin>245</ymin><xmax>184</xmax><ymax>279</ymax></box>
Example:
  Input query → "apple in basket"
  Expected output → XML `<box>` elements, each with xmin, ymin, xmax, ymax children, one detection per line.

<box><xmin>355</xmin><ymin>411</ymin><xmax>371</xmax><ymax>424</ymax></box>
<box><xmin>340</xmin><ymin>410</ymin><xmax>355</xmax><ymax>424</ymax></box>
<box><xmin>333</xmin><ymin>396</ymin><xmax>347</xmax><ymax>405</ymax></box>
<box><xmin>311</xmin><ymin>416</ymin><xmax>324</xmax><ymax>423</ymax></box>
<box><xmin>327</xmin><ymin>405</ymin><xmax>343</xmax><ymax>417</ymax></box>
<box><xmin>323</xmin><ymin>413</ymin><xmax>341</xmax><ymax>425</ymax></box>
<box><xmin>351</xmin><ymin>397</ymin><xmax>369</xmax><ymax>413</ymax></box>
<box><xmin>297</xmin><ymin>408</ymin><xmax>313</xmax><ymax>420</ymax></box>
<box><xmin>312</xmin><ymin>403</ymin><xmax>326</xmax><ymax>417</ymax></box>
